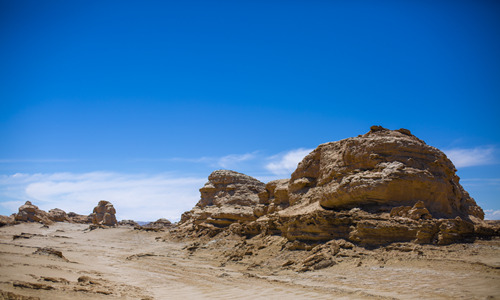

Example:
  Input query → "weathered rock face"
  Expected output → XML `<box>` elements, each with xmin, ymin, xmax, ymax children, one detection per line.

<box><xmin>289</xmin><ymin>126</ymin><xmax>483</xmax><ymax>220</ymax></box>
<box><xmin>178</xmin><ymin>126</ymin><xmax>492</xmax><ymax>246</ymax></box>
<box><xmin>91</xmin><ymin>201</ymin><xmax>117</xmax><ymax>226</ymax></box>
<box><xmin>180</xmin><ymin>170</ymin><xmax>266</xmax><ymax>232</ymax></box>
<box><xmin>197</xmin><ymin>170</ymin><xmax>265</xmax><ymax>208</ymax></box>
<box><xmin>68</xmin><ymin>212</ymin><xmax>92</xmax><ymax>224</ymax></box>
<box><xmin>48</xmin><ymin>208</ymin><xmax>70</xmax><ymax>222</ymax></box>
<box><xmin>0</xmin><ymin>215</ymin><xmax>15</xmax><ymax>227</ymax></box>
<box><xmin>14</xmin><ymin>201</ymin><xmax>53</xmax><ymax>225</ymax></box>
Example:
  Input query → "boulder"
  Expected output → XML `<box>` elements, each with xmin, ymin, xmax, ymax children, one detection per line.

<box><xmin>14</xmin><ymin>201</ymin><xmax>53</xmax><ymax>225</ymax></box>
<box><xmin>91</xmin><ymin>200</ymin><xmax>117</xmax><ymax>226</ymax></box>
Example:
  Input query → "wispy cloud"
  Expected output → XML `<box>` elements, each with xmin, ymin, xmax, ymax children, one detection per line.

<box><xmin>265</xmin><ymin>148</ymin><xmax>313</xmax><ymax>176</ymax></box>
<box><xmin>484</xmin><ymin>209</ymin><xmax>500</xmax><ymax>220</ymax></box>
<box><xmin>443</xmin><ymin>146</ymin><xmax>496</xmax><ymax>168</ymax></box>
<box><xmin>145</xmin><ymin>152</ymin><xmax>258</xmax><ymax>169</ymax></box>
<box><xmin>217</xmin><ymin>153</ymin><xmax>256</xmax><ymax>168</ymax></box>
<box><xmin>0</xmin><ymin>172</ymin><xmax>205</xmax><ymax>222</ymax></box>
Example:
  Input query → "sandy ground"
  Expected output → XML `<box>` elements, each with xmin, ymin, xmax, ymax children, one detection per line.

<box><xmin>0</xmin><ymin>223</ymin><xmax>499</xmax><ymax>300</ymax></box>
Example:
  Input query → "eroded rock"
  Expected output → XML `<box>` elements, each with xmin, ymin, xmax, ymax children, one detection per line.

<box><xmin>91</xmin><ymin>201</ymin><xmax>117</xmax><ymax>226</ymax></box>
<box><xmin>14</xmin><ymin>201</ymin><xmax>53</xmax><ymax>225</ymax></box>
<box><xmin>48</xmin><ymin>208</ymin><xmax>70</xmax><ymax>222</ymax></box>
<box><xmin>177</xmin><ymin>126</ymin><xmax>494</xmax><ymax>247</ymax></box>
<box><xmin>289</xmin><ymin>126</ymin><xmax>483</xmax><ymax>219</ymax></box>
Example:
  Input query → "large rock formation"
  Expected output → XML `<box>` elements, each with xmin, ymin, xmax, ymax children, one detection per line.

<box><xmin>288</xmin><ymin>125</ymin><xmax>483</xmax><ymax>219</ymax></box>
<box><xmin>178</xmin><ymin>126</ymin><xmax>492</xmax><ymax>246</ymax></box>
<box><xmin>91</xmin><ymin>200</ymin><xmax>118</xmax><ymax>226</ymax></box>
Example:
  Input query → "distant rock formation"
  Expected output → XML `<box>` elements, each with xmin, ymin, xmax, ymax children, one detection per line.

<box><xmin>91</xmin><ymin>200</ymin><xmax>117</xmax><ymax>226</ymax></box>
<box><xmin>0</xmin><ymin>214</ymin><xmax>15</xmax><ymax>227</ymax></box>
<box><xmin>118</xmin><ymin>219</ymin><xmax>139</xmax><ymax>227</ymax></box>
<box><xmin>178</xmin><ymin>126</ymin><xmax>494</xmax><ymax>246</ymax></box>
<box><xmin>14</xmin><ymin>201</ymin><xmax>53</xmax><ymax>225</ymax></box>
<box><xmin>48</xmin><ymin>208</ymin><xmax>70</xmax><ymax>222</ymax></box>
<box><xmin>135</xmin><ymin>218</ymin><xmax>172</xmax><ymax>231</ymax></box>
<box><xmin>67</xmin><ymin>212</ymin><xmax>92</xmax><ymax>224</ymax></box>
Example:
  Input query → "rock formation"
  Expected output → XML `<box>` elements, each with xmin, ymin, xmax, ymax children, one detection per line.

<box><xmin>0</xmin><ymin>214</ymin><xmax>15</xmax><ymax>227</ymax></box>
<box><xmin>48</xmin><ymin>208</ymin><xmax>70</xmax><ymax>222</ymax></box>
<box><xmin>91</xmin><ymin>200</ymin><xmax>117</xmax><ymax>226</ymax></box>
<box><xmin>14</xmin><ymin>201</ymin><xmax>53</xmax><ymax>225</ymax></box>
<box><xmin>67</xmin><ymin>212</ymin><xmax>92</xmax><ymax>224</ymax></box>
<box><xmin>179</xmin><ymin>170</ymin><xmax>265</xmax><ymax>234</ymax></box>
<box><xmin>178</xmin><ymin>126</ymin><xmax>492</xmax><ymax>246</ymax></box>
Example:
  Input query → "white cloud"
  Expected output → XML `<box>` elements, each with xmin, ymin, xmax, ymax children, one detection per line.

<box><xmin>265</xmin><ymin>148</ymin><xmax>313</xmax><ymax>176</ymax></box>
<box><xmin>484</xmin><ymin>209</ymin><xmax>500</xmax><ymax>220</ymax></box>
<box><xmin>0</xmin><ymin>172</ymin><xmax>206</xmax><ymax>222</ymax></box>
<box><xmin>444</xmin><ymin>146</ymin><xmax>496</xmax><ymax>168</ymax></box>
<box><xmin>217</xmin><ymin>153</ymin><xmax>256</xmax><ymax>168</ymax></box>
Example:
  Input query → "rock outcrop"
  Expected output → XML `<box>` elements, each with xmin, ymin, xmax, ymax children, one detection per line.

<box><xmin>14</xmin><ymin>201</ymin><xmax>53</xmax><ymax>225</ymax></box>
<box><xmin>91</xmin><ymin>201</ymin><xmax>117</xmax><ymax>226</ymax></box>
<box><xmin>289</xmin><ymin>125</ymin><xmax>483</xmax><ymax>219</ymax></box>
<box><xmin>0</xmin><ymin>214</ymin><xmax>15</xmax><ymax>227</ymax></box>
<box><xmin>48</xmin><ymin>208</ymin><xmax>70</xmax><ymax>222</ymax></box>
<box><xmin>68</xmin><ymin>212</ymin><xmax>92</xmax><ymax>224</ymax></box>
<box><xmin>180</xmin><ymin>170</ymin><xmax>265</xmax><ymax>234</ymax></box>
<box><xmin>178</xmin><ymin>126</ymin><xmax>492</xmax><ymax>246</ymax></box>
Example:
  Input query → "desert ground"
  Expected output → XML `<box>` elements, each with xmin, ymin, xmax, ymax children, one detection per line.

<box><xmin>0</xmin><ymin>222</ymin><xmax>499</xmax><ymax>300</ymax></box>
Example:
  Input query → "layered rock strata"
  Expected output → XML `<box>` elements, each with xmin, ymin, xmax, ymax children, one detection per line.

<box><xmin>179</xmin><ymin>126</ymin><xmax>493</xmax><ymax>246</ymax></box>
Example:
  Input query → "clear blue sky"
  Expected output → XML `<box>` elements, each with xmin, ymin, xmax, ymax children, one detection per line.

<box><xmin>1</xmin><ymin>0</ymin><xmax>499</xmax><ymax>221</ymax></box>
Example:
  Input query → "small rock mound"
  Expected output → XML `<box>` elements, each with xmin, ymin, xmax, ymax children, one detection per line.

<box><xmin>136</xmin><ymin>219</ymin><xmax>172</xmax><ymax>231</ymax></box>
<box><xmin>91</xmin><ymin>201</ymin><xmax>117</xmax><ymax>226</ymax></box>
<box><xmin>118</xmin><ymin>219</ymin><xmax>139</xmax><ymax>227</ymax></box>
<box><xmin>48</xmin><ymin>208</ymin><xmax>70</xmax><ymax>222</ymax></box>
<box><xmin>67</xmin><ymin>212</ymin><xmax>92</xmax><ymax>224</ymax></box>
<box><xmin>0</xmin><ymin>215</ymin><xmax>15</xmax><ymax>227</ymax></box>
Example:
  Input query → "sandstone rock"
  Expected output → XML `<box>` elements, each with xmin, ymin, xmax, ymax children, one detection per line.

<box><xmin>68</xmin><ymin>212</ymin><xmax>92</xmax><ymax>224</ymax></box>
<box><xmin>0</xmin><ymin>214</ymin><xmax>15</xmax><ymax>227</ymax></box>
<box><xmin>289</xmin><ymin>126</ymin><xmax>483</xmax><ymax>220</ymax></box>
<box><xmin>390</xmin><ymin>201</ymin><xmax>432</xmax><ymax>220</ymax></box>
<box><xmin>197</xmin><ymin>170</ymin><xmax>265</xmax><ymax>208</ymax></box>
<box><xmin>177</xmin><ymin>126</ymin><xmax>494</xmax><ymax>247</ymax></box>
<box><xmin>118</xmin><ymin>219</ymin><xmax>139</xmax><ymax>227</ymax></box>
<box><xmin>139</xmin><ymin>218</ymin><xmax>172</xmax><ymax>230</ymax></box>
<box><xmin>180</xmin><ymin>170</ymin><xmax>265</xmax><ymax>231</ymax></box>
<box><xmin>48</xmin><ymin>208</ymin><xmax>70</xmax><ymax>222</ymax></box>
<box><xmin>14</xmin><ymin>201</ymin><xmax>53</xmax><ymax>225</ymax></box>
<box><xmin>91</xmin><ymin>201</ymin><xmax>117</xmax><ymax>226</ymax></box>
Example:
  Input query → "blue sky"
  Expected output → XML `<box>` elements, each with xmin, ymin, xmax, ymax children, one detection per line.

<box><xmin>1</xmin><ymin>0</ymin><xmax>499</xmax><ymax>221</ymax></box>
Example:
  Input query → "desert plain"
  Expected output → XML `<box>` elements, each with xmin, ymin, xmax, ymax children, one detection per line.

<box><xmin>0</xmin><ymin>222</ymin><xmax>499</xmax><ymax>300</ymax></box>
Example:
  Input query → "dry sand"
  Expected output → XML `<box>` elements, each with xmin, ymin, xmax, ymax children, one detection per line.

<box><xmin>0</xmin><ymin>222</ymin><xmax>499</xmax><ymax>299</ymax></box>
